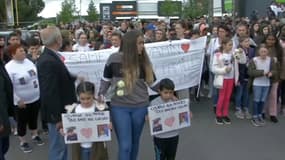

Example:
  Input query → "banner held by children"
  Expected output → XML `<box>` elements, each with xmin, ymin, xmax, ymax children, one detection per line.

<box><xmin>148</xmin><ymin>99</ymin><xmax>190</xmax><ymax>135</ymax></box>
<box><xmin>62</xmin><ymin>111</ymin><xmax>111</xmax><ymax>144</ymax></box>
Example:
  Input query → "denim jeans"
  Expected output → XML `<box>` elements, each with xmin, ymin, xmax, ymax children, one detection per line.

<box><xmin>48</xmin><ymin>123</ymin><xmax>67</xmax><ymax>160</ymax></box>
<box><xmin>253</xmin><ymin>86</ymin><xmax>270</xmax><ymax>117</ymax></box>
<box><xmin>212</xmin><ymin>87</ymin><xmax>219</xmax><ymax>107</ymax></box>
<box><xmin>253</xmin><ymin>86</ymin><xmax>270</xmax><ymax>102</ymax></box>
<box><xmin>0</xmin><ymin>136</ymin><xmax>9</xmax><ymax>160</ymax></box>
<box><xmin>235</xmin><ymin>81</ymin><xmax>250</xmax><ymax>110</ymax></box>
<box><xmin>81</xmin><ymin>147</ymin><xmax>91</xmax><ymax>160</ymax></box>
<box><xmin>110</xmin><ymin>106</ymin><xmax>147</xmax><ymax>160</ymax></box>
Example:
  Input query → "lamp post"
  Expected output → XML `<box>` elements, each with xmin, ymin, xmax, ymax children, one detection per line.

<box><xmin>15</xmin><ymin>0</ymin><xmax>19</xmax><ymax>26</ymax></box>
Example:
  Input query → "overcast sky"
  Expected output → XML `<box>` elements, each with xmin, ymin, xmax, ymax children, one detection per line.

<box><xmin>38</xmin><ymin>0</ymin><xmax>102</xmax><ymax>18</ymax></box>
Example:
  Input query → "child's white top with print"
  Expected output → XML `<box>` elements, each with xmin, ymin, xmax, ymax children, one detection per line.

<box><xmin>75</xmin><ymin>103</ymin><xmax>95</xmax><ymax>148</ymax></box>
<box><xmin>221</xmin><ymin>53</ymin><xmax>234</xmax><ymax>79</ymax></box>
<box><xmin>253</xmin><ymin>57</ymin><xmax>271</xmax><ymax>87</ymax></box>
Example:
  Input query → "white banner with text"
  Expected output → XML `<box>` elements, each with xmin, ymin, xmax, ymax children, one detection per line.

<box><xmin>60</xmin><ymin>36</ymin><xmax>207</xmax><ymax>94</ymax></box>
<box><xmin>62</xmin><ymin>111</ymin><xmax>111</xmax><ymax>144</ymax></box>
<box><xmin>148</xmin><ymin>99</ymin><xmax>191</xmax><ymax>135</ymax></box>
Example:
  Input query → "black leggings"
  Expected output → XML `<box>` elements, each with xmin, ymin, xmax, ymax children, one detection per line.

<box><xmin>16</xmin><ymin>100</ymin><xmax>40</xmax><ymax>137</ymax></box>
<box><xmin>153</xmin><ymin>135</ymin><xmax>179</xmax><ymax>160</ymax></box>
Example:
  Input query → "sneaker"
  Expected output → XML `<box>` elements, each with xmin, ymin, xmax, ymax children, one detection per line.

<box><xmin>13</xmin><ymin>129</ymin><xmax>18</xmax><ymax>136</ymax></box>
<box><xmin>270</xmin><ymin>116</ymin><xmax>278</xmax><ymax>123</ymax></box>
<box><xmin>244</xmin><ymin>110</ymin><xmax>252</xmax><ymax>119</ymax></box>
<box><xmin>32</xmin><ymin>136</ymin><xmax>45</xmax><ymax>146</ymax></box>
<box><xmin>222</xmin><ymin>116</ymin><xmax>231</xmax><ymax>124</ymax></box>
<box><xmin>20</xmin><ymin>143</ymin><xmax>32</xmax><ymax>153</ymax></box>
<box><xmin>251</xmin><ymin>118</ymin><xmax>261</xmax><ymax>127</ymax></box>
<box><xmin>235</xmin><ymin>110</ymin><xmax>245</xmax><ymax>119</ymax></box>
<box><xmin>215</xmin><ymin>117</ymin><xmax>223</xmax><ymax>125</ymax></box>
<box><xmin>258</xmin><ymin>117</ymin><xmax>266</xmax><ymax>126</ymax></box>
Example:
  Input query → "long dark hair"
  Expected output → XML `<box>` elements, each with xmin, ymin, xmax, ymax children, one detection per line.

<box><xmin>262</xmin><ymin>33</ymin><xmax>283</xmax><ymax>63</ymax></box>
<box><xmin>119</xmin><ymin>30</ymin><xmax>154</xmax><ymax>92</ymax></box>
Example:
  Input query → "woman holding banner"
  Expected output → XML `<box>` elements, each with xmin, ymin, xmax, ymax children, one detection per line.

<box><xmin>98</xmin><ymin>30</ymin><xmax>155</xmax><ymax>160</ymax></box>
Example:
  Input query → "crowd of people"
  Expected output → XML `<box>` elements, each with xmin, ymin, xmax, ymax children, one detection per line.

<box><xmin>0</xmin><ymin>8</ymin><xmax>285</xmax><ymax>160</ymax></box>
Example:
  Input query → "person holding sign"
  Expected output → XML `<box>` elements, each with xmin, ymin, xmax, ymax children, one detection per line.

<box><xmin>65</xmin><ymin>81</ymin><xmax>109</xmax><ymax>160</ymax></box>
<box><xmin>149</xmin><ymin>78</ymin><xmax>190</xmax><ymax>160</ymax></box>
<box><xmin>98</xmin><ymin>30</ymin><xmax>155</xmax><ymax>160</ymax></box>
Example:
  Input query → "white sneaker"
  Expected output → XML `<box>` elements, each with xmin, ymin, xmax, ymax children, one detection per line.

<box><xmin>235</xmin><ymin>110</ymin><xmax>245</xmax><ymax>119</ymax></box>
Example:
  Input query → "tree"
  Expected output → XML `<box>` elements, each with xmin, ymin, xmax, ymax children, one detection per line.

<box><xmin>182</xmin><ymin>0</ymin><xmax>209</xmax><ymax>18</ymax></box>
<box><xmin>158</xmin><ymin>0</ymin><xmax>182</xmax><ymax>17</ymax></box>
<box><xmin>87</xmin><ymin>0</ymin><xmax>99</xmax><ymax>22</ymax></box>
<box><xmin>18</xmin><ymin>0</ymin><xmax>45</xmax><ymax>22</ymax></box>
<box><xmin>0</xmin><ymin>0</ymin><xmax>44</xmax><ymax>27</ymax></box>
<box><xmin>58</xmin><ymin>0</ymin><xmax>77</xmax><ymax>24</ymax></box>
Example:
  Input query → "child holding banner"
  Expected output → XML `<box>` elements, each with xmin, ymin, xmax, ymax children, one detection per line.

<box><xmin>64</xmin><ymin>81</ymin><xmax>109</xmax><ymax>160</ymax></box>
<box><xmin>149</xmin><ymin>78</ymin><xmax>191</xmax><ymax>160</ymax></box>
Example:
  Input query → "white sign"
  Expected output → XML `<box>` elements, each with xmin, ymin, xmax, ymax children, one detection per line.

<box><xmin>60</xmin><ymin>36</ymin><xmax>207</xmax><ymax>94</ymax></box>
<box><xmin>148</xmin><ymin>99</ymin><xmax>190</xmax><ymax>135</ymax></box>
<box><xmin>62</xmin><ymin>111</ymin><xmax>111</xmax><ymax>144</ymax></box>
<box><xmin>213</xmin><ymin>0</ymin><xmax>222</xmax><ymax>17</ymax></box>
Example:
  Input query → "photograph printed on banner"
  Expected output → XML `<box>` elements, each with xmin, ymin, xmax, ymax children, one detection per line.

<box><xmin>62</xmin><ymin>111</ymin><xmax>111</xmax><ymax>144</ymax></box>
<box><xmin>148</xmin><ymin>99</ymin><xmax>191</xmax><ymax>135</ymax></box>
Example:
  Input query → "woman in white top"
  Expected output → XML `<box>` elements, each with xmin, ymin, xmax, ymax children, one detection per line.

<box><xmin>5</xmin><ymin>44</ymin><xmax>44</xmax><ymax>153</ymax></box>
<box><xmin>72</xmin><ymin>33</ymin><xmax>92</xmax><ymax>52</ymax></box>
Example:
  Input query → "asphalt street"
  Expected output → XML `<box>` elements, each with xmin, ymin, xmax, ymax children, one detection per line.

<box><xmin>6</xmin><ymin>97</ymin><xmax>285</xmax><ymax>160</ymax></box>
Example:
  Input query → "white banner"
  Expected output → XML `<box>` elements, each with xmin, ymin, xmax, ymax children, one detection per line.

<box><xmin>148</xmin><ymin>99</ymin><xmax>190</xmax><ymax>135</ymax></box>
<box><xmin>60</xmin><ymin>36</ymin><xmax>207</xmax><ymax>94</ymax></box>
<box><xmin>62</xmin><ymin>111</ymin><xmax>111</xmax><ymax>144</ymax></box>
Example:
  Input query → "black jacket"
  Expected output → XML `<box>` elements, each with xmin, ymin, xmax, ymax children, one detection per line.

<box><xmin>0</xmin><ymin>61</ymin><xmax>13</xmax><ymax>137</ymax></box>
<box><xmin>37</xmin><ymin>47</ymin><xmax>77</xmax><ymax>123</ymax></box>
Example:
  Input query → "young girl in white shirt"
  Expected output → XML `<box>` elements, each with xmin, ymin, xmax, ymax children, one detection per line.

<box><xmin>212</xmin><ymin>37</ymin><xmax>239</xmax><ymax>125</ymax></box>
<box><xmin>68</xmin><ymin>81</ymin><xmax>109</xmax><ymax>160</ymax></box>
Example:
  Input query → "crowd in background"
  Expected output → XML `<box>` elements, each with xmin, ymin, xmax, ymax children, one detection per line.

<box><xmin>1</xmin><ymin>4</ymin><xmax>285</xmax><ymax>160</ymax></box>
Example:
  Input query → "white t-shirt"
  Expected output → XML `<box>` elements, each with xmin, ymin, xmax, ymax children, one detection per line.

<box><xmin>72</xmin><ymin>43</ymin><xmax>92</xmax><ymax>52</ymax></box>
<box><xmin>221</xmin><ymin>53</ymin><xmax>234</xmax><ymax>79</ymax></box>
<box><xmin>253</xmin><ymin>57</ymin><xmax>271</xmax><ymax>87</ymax></box>
<box><xmin>5</xmin><ymin>58</ymin><xmax>40</xmax><ymax>105</ymax></box>
<box><xmin>75</xmin><ymin>103</ymin><xmax>96</xmax><ymax>148</ymax></box>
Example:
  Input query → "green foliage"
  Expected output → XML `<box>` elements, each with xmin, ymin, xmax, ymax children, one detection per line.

<box><xmin>158</xmin><ymin>0</ymin><xmax>182</xmax><ymax>17</ymax></box>
<box><xmin>0</xmin><ymin>0</ymin><xmax>6</xmax><ymax>24</ymax></box>
<box><xmin>182</xmin><ymin>0</ymin><xmax>209</xmax><ymax>18</ymax></box>
<box><xmin>58</xmin><ymin>0</ymin><xmax>77</xmax><ymax>24</ymax></box>
<box><xmin>0</xmin><ymin>0</ymin><xmax>44</xmax><ymax>26</ymax></box>
<box><xmin>87</xmin><ymin>0</ymin><xmax>99</xmax><ymax>22</ymax></box>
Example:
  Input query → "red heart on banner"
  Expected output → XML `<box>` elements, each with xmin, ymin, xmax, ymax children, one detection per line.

<box><xmin>80</xmin><ymin>128</ymin><xmax>93</xmax><ymax>139</ymax></box>
<box><xmin>181</xmin><ymin>43</ymin><xmax>190</xmax><ymax>53</ymax></box>
<box><xmin>164</xmin><ymin>116</ymin><xmax>175</xmax><ymax>127</ymax></box>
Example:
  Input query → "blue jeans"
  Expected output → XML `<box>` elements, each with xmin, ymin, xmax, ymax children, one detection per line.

<box><xmin>81</xmin><ymin>147</ymin><xmax>91</xmax><ymax>160</ymax></box>
<box><xmin>0</xmin><ymin>136</ymin><xmax>9</xmax><ymax>160</ymax></box>
<box><xmin>235</xmin><ymin>82</ymin><xmax>250</xmax><ymax>110</ymax></box>
<box><xmin>48</xmin><ymin>123</ymin><xmax>67</xmax><ymax>160</ymax></box>
<box><xmin>212</xmin><ymin>87</ymin><xmax>219</xmax><ymax>107</ymax></box>
<box><xmin>253</xmin><ymin>86</ymin><xmax>270</xmax><ymax>117</ymax></box>
<box><xmin>110</xmin><ymin>106</ymin><xmax>147</xmax><ymax>160</ymax></box>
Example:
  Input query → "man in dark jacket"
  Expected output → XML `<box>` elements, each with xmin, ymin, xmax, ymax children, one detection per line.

<box><xmin>37</xmin><ymin>26</ymin><xmax>78</xmax><ymax>160</ymax></box>
<box><xmin>0</xmin><ymin>60</ymin><xmax>13</xmax><ymax>160</ymax></box>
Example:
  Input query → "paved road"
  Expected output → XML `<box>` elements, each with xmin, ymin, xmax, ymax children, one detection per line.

<box><xmin>6</xmin><ymin>97</ymin><xmax>285</xmax><ymax>160</ymax></box>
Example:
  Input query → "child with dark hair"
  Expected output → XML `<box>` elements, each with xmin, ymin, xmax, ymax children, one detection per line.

<box><xmin>66</xmin><ymin>81</ymin><xmax>109</xmax><ymax>160</ymax></box>
<box><xmin>149</xmin><ymin>78</ymin><xmax>191</xmax><ymax>160</ymax></box>
<box><xmin>26</xmin><ymin>38</ymin><xmax>41</xmax><ymax>64</ymax></box>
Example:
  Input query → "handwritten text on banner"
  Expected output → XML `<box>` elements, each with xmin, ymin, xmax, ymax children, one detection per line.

<box><xmin>60</xmin><ymin>36</ymin><xmax>207</xmax><ymax>93</ymax></box>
